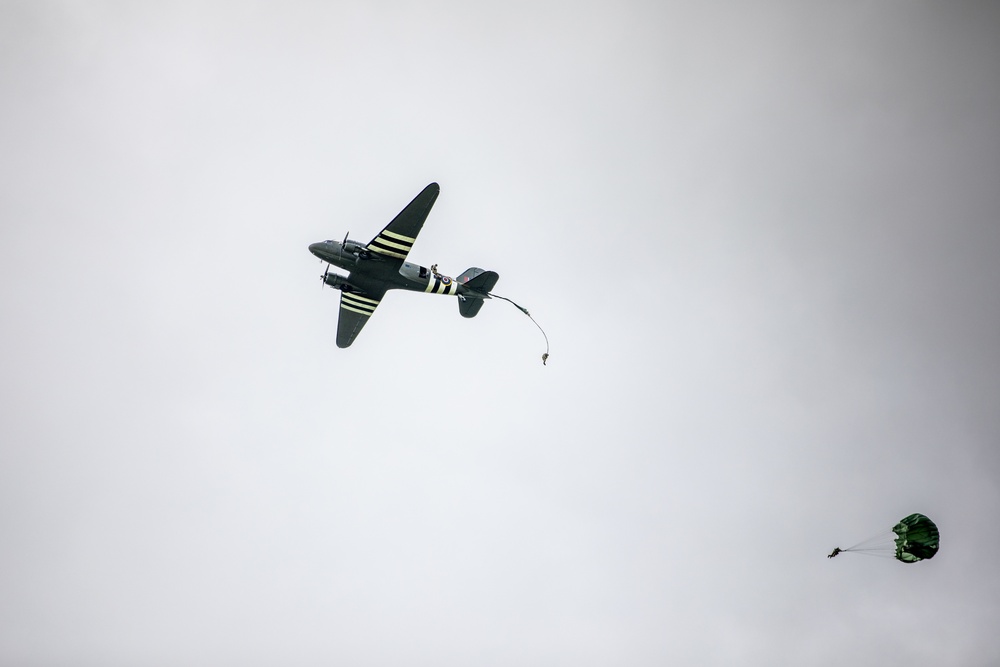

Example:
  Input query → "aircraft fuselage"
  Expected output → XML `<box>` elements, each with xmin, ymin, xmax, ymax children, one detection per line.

<box><xmin>309</xmin><ymin>240</ymin><xmax>473</xmax><ymax>297</ymax></box>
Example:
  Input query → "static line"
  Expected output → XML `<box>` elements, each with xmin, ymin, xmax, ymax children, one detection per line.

<box><xmin>489</xmin><ymin>292</ymin><xmax>550</xmax><ymax>365</ymax></box>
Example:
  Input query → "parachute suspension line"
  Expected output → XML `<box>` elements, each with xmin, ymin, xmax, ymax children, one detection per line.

<box><xmin>829</xmin><ymin>528</ymin><xmax>896</xmax><ymax>559</ymax></box>
<box><xmin>844</xmin><ymin>550</ymin><xmax>896</xmax><ymax>559</ymax></box>
<box><xmin>489</xmin><ymin>292</ymin><xmax>550</xmax><ymax>365</ymax></box>
<box><xmin>844</xmin><ymin>529</ymin><xmax>896</xmax><ymax>552</ymax></box>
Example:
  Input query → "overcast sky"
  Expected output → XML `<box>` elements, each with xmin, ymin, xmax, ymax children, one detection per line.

<box><xmin>2</xmin><ymin>2</ymin><xmax>999</xmax><ymax>665</ymax></box>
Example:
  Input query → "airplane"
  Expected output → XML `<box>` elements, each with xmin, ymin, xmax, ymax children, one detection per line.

<box><xmin>308</xmin><ymin>182</ymin><xmax>499</xmax><ymax>348</ymax></box>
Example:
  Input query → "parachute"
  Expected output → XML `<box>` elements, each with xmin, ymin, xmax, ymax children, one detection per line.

<box><xmin>829</xmin><ymin>513</ymin><xmax>940</xmax><ymax>563</ymax></box>
<box><xmin>892</xmin><ymin>513</ymin><xmax>940</xmax><ymax>563</ymax></box>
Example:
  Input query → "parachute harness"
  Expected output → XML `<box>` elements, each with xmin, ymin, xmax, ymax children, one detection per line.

<box><xmin>489</xmin><ymin>292</ymin><xmax>550</xmax><ymax>365</ymax></box>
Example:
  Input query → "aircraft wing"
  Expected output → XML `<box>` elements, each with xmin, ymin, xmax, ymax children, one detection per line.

<box><xmin>336</xmin><ymin>288</ymin><xmax>386</xmax><ymax>348</ymax></box>
<box><xmin>366</xmin><ymin>182</ymin><xmax>440</xmax><ymax>263</ymax></box>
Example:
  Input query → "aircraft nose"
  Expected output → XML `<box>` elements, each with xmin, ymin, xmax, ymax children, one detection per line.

<box><xmin>309</xmin><ymin>242</ymin><xmax>323</xmax><ymax>257</ymax></box>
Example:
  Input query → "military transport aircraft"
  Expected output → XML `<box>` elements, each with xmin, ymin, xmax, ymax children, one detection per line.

<box><xmin>309</xmin><ymin>183</ymin><xmax>499</xmax><ymax>348</ymax></box>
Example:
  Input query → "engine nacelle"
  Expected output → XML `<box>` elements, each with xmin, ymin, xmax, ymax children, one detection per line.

<box><xmin>343</xmin><ymin>240</ymin><xmax>370</xmax><ymax>258</ymax></box>
<box><xmin>323</xmin><ymin>272</ymin><xmax>355</xmax><ymax>291</ymax></box>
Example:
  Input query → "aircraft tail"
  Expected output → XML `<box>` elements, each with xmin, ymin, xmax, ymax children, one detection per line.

<box><xmin>457</xmin><ymin>267</ymin><xmax>499</xmax><ymax>318</ymax></box>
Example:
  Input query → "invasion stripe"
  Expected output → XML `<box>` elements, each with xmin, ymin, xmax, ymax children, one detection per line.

<box><xmin>343</xmin><ymin>293</ymin><xmax>380</xmax><ymax>306</ymax></box>
<box><xmin>341</xmin><ymin>303</ymin><xmax>376</xmax><ymax>314</ymax></box>
<box><xmin>372</xmin><ymin>236</ymin><xmax>413</xmax><ymax>252</ymax></box>
<box><xmin>370</xmin><ymin>240</ymin><xmax>412</xmax><ymax>254</ymax></box>
<box><xmin>342</xmin><ymin>303</ymin><xmax>377</xmax><ymax>314</ymax></box>
<box><xmin>341</xmin><ymin>304</ymin><xmax>375</xmax><ymax>316</ymax></box>
<box><xmin>341</xmin><ymin>302</ymin><xmax>376</xmax><ymax>314</ymax></box>
<box><xmin>424</xmin><ymin>278</ymin><xmax>459</xmax><ymax>295</ymax></box>
<box><xmin>368</xmin><ymin>246</ymin><xmax>408</xmax><ymax>259</ymax></box>
<box><xmin>342</xmin><ymin>297</ymin><xmax>378</xmax><ymax>313</ymax></box>
<box><xmin>381</xmin><ymin>230</ymin><xmax>416</xmax><ymax>243</ymax></box>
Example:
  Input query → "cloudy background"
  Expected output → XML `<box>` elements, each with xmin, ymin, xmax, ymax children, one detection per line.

<box><xmin>2</xmin><ymin>2</ymin><xmax>998</xmax><ymax>665</ymax></box>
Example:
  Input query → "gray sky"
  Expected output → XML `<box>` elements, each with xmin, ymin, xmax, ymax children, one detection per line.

<box><xmin>2</xmin><ymin>2</ymin><xmax>999</xmax><ymax>665</ymax></box>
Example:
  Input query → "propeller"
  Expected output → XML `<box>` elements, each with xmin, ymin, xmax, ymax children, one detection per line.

<box><xmin>321</xmin><ymin>263</ymin><xmax>331</xmax><ymax>289</ymax></box>
<box><xmin>341</xmin><ymin>231</ymin><xmax>349</xmax><ymax>252</ymax></box>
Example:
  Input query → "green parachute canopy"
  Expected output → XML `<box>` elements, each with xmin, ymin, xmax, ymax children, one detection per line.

<box><xmin>892</xmin><ymin>513</ymin><xmax>940</xmax><ymax>563</ymax></box>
